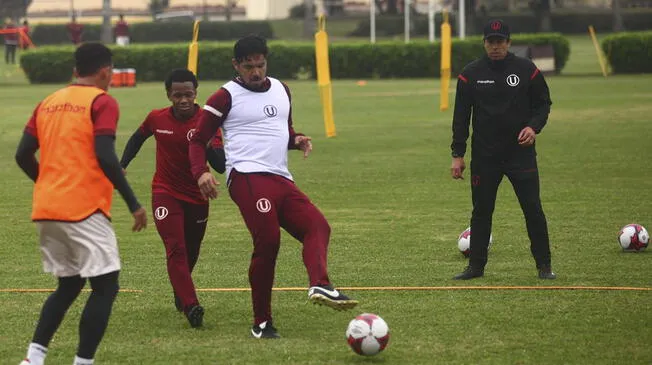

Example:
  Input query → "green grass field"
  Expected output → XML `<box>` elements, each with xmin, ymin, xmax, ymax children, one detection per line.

<box><xmin>0</xmin><ymin>37</ymin><xmax>651</xmax><ymax>364</ymax></box>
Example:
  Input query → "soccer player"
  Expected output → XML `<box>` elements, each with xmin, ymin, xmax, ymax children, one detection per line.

<box><xmin>450</xmin><ymin>19</ymin><xmax>555</xmax><ymax>280</ymax></box>
<box><xmin>66</xmin><ymin>15</ymin><xmax>83</xmax><ymax>45</ymax></box>
<box><xmin>14</xmin><ymin>43</ymin><xmax>147</xmax><ymax>365</ymax></box>
<box><xmin>189</xmin><ymin>35</ymin><xmax>358</xmax><ymax>339</ymax></box>
<box><xmin>3</xmin><ymin>19</ymin><xmax>18</xmax><ymax>64</ymax></box>
<box><xmin>113</xmin><ymin>14</ymin><xmax>129</xmax><ymax>47</ymax></box>
<box><xmin>120</xmin><ymin>68</ymin><xmax>225</xmax><ymax>328</ymax></box>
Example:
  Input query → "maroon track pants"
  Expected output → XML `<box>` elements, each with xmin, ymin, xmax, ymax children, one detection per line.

<box><xmin>228</xmin><ymin>170</ymin><xmax>331</xmax><ymax>325</ymax></box>
<box><xmin>152</xmin><ymin>193</ymin><xmax>208</xmax><ymax>312</ymax></box>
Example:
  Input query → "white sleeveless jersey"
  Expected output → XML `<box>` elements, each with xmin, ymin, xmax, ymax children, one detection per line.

<box><xmin>221</xmin><ymin>77</ymin><xmax>293</xmax><ymax>181</ymax></box>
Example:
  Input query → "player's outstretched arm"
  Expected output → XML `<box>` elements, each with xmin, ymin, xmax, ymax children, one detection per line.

<box><xmin>119</xmin><ymin>129</ymin><xmax>150</xmax><ymax>169</ymax></box>
<box><xmin>15</xmin><ymin>132</ymin><xmax>39</xmax><ymax>182</ymax></box>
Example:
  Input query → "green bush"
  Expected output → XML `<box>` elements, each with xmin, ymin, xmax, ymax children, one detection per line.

<box><xmin>350</xmin><ymin>10</ymin><xmax>652</xmax><ymax>37</ymax></box>
<box><xmin>30</xmin><ymin>21</ymin><xmax>274</xmax><ymax>45</ymax></box>
<box><xmin>31</xmin><ymin>24</ymin><xmax>102</xmax><ymax>45</ymax></box>
<box><xmin>20</xmin><ymin>46</ymin><xmax>76</xmax><ymax>84</ymax></box>
<box><xmin>601</xmin><ymin>31</ymin><xmax>652</xmax><ymax>73</ymax></box>
<box><xmin>19</xmin><ymin>34</ymin><xmax>570</xmax><ymax>84</ymax></box>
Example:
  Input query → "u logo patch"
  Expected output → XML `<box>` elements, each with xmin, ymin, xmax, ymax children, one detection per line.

<box><xmin>256</xmin><ymin>198</ymin><xmax>271</xmax><ymax>213</ymax></box>
<box><xmin>155</xmin><ymin>206</ymin><xmax>168</xmax><ymax>220</ymax></box>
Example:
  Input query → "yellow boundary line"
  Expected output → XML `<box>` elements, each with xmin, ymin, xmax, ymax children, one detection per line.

<box><xmin>196</xmin><ymin>286</ymin><xmax>652</xmax><ymax>292</ymax></box>
<box><xmin>2</xmin><ymin>286</ymin><xmax>650</xmax><ymax>294</ymax></box>
<box><xmin>0</xmin><ymin>289</ymin><xmax>143</xmax><ymax>293</ymax></box>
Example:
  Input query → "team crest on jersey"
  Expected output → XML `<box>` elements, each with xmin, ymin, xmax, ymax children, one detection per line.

<box><xmin>263</xmin><ymin>105</ymin><xmax>278</xmax><ymax>118</ymax></box>
<box><xmin>256</xmin><ymin>198</ymin><xmax>272</xmax><ymax>213</ymax></box>
<box><xmin>187</xmin><ymin>128</ymin><xmax>196</xmax><ymax>141</ymax></box>
<box><xmin>155</xmin><ymin>206</ymin><xmax>169</xmax><ymax>220</ymax></box>
<box><xmin>506</xmin><ymin>74</ymin><xmax>520</xmax><ymax>87</ymax></box>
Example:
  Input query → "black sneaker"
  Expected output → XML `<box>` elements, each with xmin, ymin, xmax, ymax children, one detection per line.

<box><xmin>251</xmin><ymin>321</ymin><xmax>280</xmax><ymax>339</ymax></box>
<box><xmin>538</xmin><ymin>266</ymin><xmax>557</xmax><ymax>280</ymax></box>
<box><xmin>186</xmin><ymin>305</ymin><xmax>204</xmax><ymax>328</ymax></box>
<box><xmin>174</xmin><ymin>293</ymin><xmax>183</xmax><ymax>313</ymax></box>
<box><xmin>308</xmin><ymin>285</ymin><xmax>358</xmax><ymax>311</ymax></box>
<box><xmin>453</xmin><ymin>265</ymin><xmax>484</xmax><ymax>280</ymax></box>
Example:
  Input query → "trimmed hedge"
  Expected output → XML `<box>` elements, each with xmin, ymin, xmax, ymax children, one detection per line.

<box><xmin>20</xmin><ymin>34</ymin><xmax>570</xmax><ymax>84</ymax></box>
<box><xmin>601</xmin><ymin>31</ymin><xmax>652</xmax><ymax>74</ymax></box>
<box><xmin>350</xmin><ymin>11</ymin><xmax>652</xmax><ymax>37</ymax></box>
<box><xmin>30</xmin><ymin>21</ymin><xmax>274</xmax><ymax>45</ymax></box>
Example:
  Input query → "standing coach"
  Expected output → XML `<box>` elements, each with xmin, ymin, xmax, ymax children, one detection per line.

<box><xmin>450</xmin><ymin>19</ymin><xmax>556</xmax><ymax>280</ymax></box>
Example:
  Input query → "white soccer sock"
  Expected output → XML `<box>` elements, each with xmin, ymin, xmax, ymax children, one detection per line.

<box><xmin>73</xmin><ymin>356</ymin><xmax>94</xmax><ymax>365</ymax></box>
<box><xmin>25</xmin><ymin>343</ymin><xmax>48</xmax><ymax>365</ymax></box>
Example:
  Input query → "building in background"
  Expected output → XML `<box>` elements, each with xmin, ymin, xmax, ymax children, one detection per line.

<box><xmin>246</xmin><ymin>0</ymin><xmax>303</xmax><ymax>20</ymax></box>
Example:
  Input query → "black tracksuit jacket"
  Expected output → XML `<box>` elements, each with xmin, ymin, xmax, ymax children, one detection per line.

<box><xmin>451</xmin><ymin>52</ymin><xmax>552</xmax><ymax>163</ymax></box>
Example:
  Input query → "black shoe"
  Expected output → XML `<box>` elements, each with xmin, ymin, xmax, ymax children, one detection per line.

<box><xmin>308</xmin><ymin>285</ymin><xmax>359</xmax><ymax>311</ymax></box>
<box><xmin>538</xmin><ymin>266</ymin><xmax>557</xmax><ymax>280</ymax></box>
<box><xmin>186</xmin><ymin>305</ymin><xmax>204</xmax><ymax>328</ymax></box>
<box><xmin>251</xmin><ymin>321</ymin><xmax>280</xmax><ymax>339</ymax></box>
<box><xmin>174</xmin><ymin>293</ymin><xmax>183</xmax><ymax>312</ymax></box>
<box><xmin>453</xmin><ymin>265</ymin><xmax>484</xmax><ymax>280</ymax></box>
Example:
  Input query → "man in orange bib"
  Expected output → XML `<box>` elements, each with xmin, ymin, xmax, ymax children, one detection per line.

<box><xmin>15</xmin><ymin>42</ymin><xmax>147</xmax><ymax>365</ymax></box>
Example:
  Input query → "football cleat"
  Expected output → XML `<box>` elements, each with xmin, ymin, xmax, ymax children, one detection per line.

<box><xmin>308</xmin><ymin>285</ymin><xmax>358</xmax><ymax>311</ymax></box>
<box><xmin>453</xmin><ymin>265</ymin><xmax>484</xmax><ymax>280</ymax></box>
<box><xmin>251</xmin><ymin>321</ymin><xmax>280</xmax><ymax>339</ymax></box>
<box><xmin>537</xmin><ymin>265</ymin><xmax>557</xmax><ymax>280</ymax></box>
<box><xmin>186</xmin><ymin>305</ymin><xmax>204</xmax><ymax>328</ymax></box>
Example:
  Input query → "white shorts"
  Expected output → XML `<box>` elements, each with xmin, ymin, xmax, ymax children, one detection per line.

<box><xmin>36</xmin><ymin>213</ymin><xmax>121</xmax><ymax>278</ymax></box>
<box><xmin>116</xmin><ymin>36</ymin><xmax>130</xmax><ymax>46</ymax></box>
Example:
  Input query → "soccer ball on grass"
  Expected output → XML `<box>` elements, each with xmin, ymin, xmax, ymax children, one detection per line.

<box><xmin>617</xmin><ymin>224</ymin><xmax>649</xmax><ymax>251</ymax></box>
<box><xmin>345</xmin><ymin>313</ymin><xmax>389</xmax><ymax>356</ymax></box>
<box><xmin>458</xmin><ymin>227</ymin><xmax>493</xmax><ymax>258</ymax></box>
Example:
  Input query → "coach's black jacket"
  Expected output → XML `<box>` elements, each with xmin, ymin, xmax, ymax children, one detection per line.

<box><xmin>451</xmin><ymin>52</ymin><xmax>552</xmax><ymax>162</ymax></box>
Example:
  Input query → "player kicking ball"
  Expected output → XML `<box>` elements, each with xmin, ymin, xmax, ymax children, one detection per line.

<box><xmin>120</xmin><ymin>69</ymin><xmax>225</xmax><ymax>328</ymax></box>
<box><xmin>189</xmin><ymin>35</ymin><xmax>358</xmax><ymax>339</ymax></box>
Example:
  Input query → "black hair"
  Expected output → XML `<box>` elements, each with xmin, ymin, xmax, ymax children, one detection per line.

<box><xmin>233</xmin><ymin>35</ymin><xmax>268</xmax><ymax>62</ymax></box>
<box><xmin>165</xmin><ymin>68</ymin><xmax>198</xmax><ymax>91</ymax></box>
<box><xmin>74</xmin><ymin>42</ymin><xmax>112</xmax><ymax>77</ymax></box>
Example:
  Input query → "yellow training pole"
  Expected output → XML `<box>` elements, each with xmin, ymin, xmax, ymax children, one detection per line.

<box><xmin>187</xmin><ymin>20</ymin><xmax>201</xmax><ymax>76</ymax></box>
<box><xmin>440</xmin><ymin>11</ymin><xmax>452</xmax><ymax>111</ymax></box>
<box><xmin>588</xmin><ymin>25</ymin><xmax>608</xmax><ymax>77</ymax></box>
<box><xmin>315</xmin><ymin>15</ymin><xmax>337</xmax><ymax>138</ymax></box>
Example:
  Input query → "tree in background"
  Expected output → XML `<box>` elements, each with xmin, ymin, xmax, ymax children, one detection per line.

<box><xmin>149</xmin><ymin>0</ymin><xmax>170</xmax><ymax>20</ymax></box>
<box><xmin>612</xmin><ymin>0</ymin><xmax>625</xmax><ymax>31</ymax></box>
<box><xmin>530</xmin><ymin>0</ymin><xmax>552</xmax><ymax>32</ymax></box>
<box><xmin>0</xmin><ymin>0</ymin><xmax>32</xmax><ymax>22</ymax></box>
<box><xmin>375</xmin><ymin>0</ymin><xmax>399</xmax><ymax>15</ymax></box>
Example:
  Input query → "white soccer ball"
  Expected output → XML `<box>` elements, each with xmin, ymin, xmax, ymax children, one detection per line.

<box><xmin>618</xmin><ymin>224</ymin><xmax>649</xmax><ymax>251</ymax></box>
<box><xmin>458</xmin><ymin>227</ymin><xmax>493</xmax><ymax>258</ymax></box>
<box><xmin>345</xmin><ymin>313</ymin><xmax>389</xmax><ymax>356</ymax></box>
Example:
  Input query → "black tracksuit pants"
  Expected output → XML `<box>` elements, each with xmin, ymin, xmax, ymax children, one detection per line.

<box><xmin>468</xmin><ymin>155</ymin><xmax>551</xmax><ymax>269</ymax></box>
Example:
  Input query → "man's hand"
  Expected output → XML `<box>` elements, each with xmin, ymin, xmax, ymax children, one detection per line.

<box><xmin>295</xmin><ymin>135</ymin><xmax>313</xmax><ymax>159</ymax></box>
<box><xmin>518</xmin><ymin>126</ymin><xmax>536</xmax><ymax>147</ymax></box>
<box><xmin>451</xmin><ymin>157</ymin><xmax>466</xmax><ymax>180</ymax></box>
<box><xmin>131</xmin><ymin>207</ymin><xmax>147</xmax><ymax>232</ymax></box>
<box><xmin>198</xmin><ymin>171</ymin><xmax>219</xmax><ymax>200</ymax></box>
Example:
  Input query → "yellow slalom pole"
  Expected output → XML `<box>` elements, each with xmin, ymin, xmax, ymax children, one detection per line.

<box><xmin>440</xmin><ymin>11</ymin><xmax>452</xmax><ymax>111</ymax></box>
<box><xmin>588</xmin><ymin>25</ymin><xmax>608</xmax><ymax>77</ymax></box>
<box><xmin>315</xmin><ymin>15</ymin><xmax>337</xmax><ymax>138</ymax></box>
<box><xmin>187</xmin><ymin>20</ymin><xmax>201</xmax><ymax>76</ymax></box>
